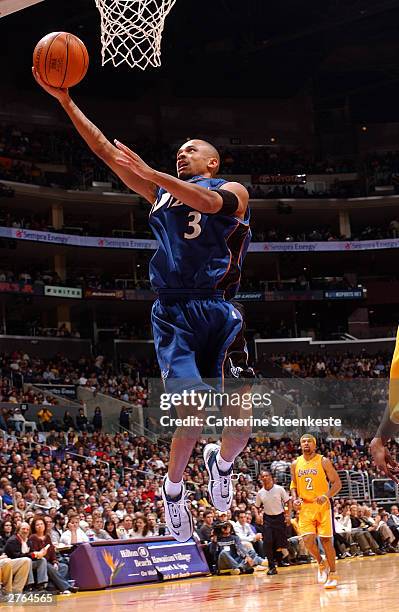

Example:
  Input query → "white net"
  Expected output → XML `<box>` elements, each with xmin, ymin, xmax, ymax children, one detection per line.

<box><xmin>94</xmin><ymin>0</ymin><xmax>177</xmax><ymax>70</ymax></box>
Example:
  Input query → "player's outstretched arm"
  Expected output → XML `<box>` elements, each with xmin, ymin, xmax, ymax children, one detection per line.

<box><xmin>370</xmin><ymin>373</ymin><xmax>399</xmax><ymax>482</ymax></box>
<box><xmin>114</xmin><ymin>141</ymin><xmax>249</xmax><ymax>218</ymax></box>
<box><xmin>320</xmin><ymin>458</ymin><xmax>342</xmax><ymax>500</ymax></box>
<box><xmin>32</xmin><ymin>68</ymin><xmax>157</xmax><ymax>204</ymax></box>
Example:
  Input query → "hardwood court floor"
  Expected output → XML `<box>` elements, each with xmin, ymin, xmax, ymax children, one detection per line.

<box><xmin>21</xmin><ymin>555</ymin><xmax>399</xmax><ymax>612</ymax></box>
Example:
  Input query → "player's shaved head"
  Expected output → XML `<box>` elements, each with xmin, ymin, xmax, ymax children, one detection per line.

<box><xmin>192</xmin><ymin>139</ymin><xmax>220</xmax><ymax>165</ymax></box>
<box><xmin>177</xmin><ymin>139</ymin><xmax>220</xmax><ymax>178</ymax></box>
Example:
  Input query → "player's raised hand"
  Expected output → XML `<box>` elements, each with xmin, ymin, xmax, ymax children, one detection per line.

<box><xmin>114</xmin><ymin>140</ymin><xmax>156</xmax><ymax>180</ymax></box>
<box><xmin>370</xmin><ymin>437</ymin><xmax>399</xmax><ymax>483</ymax></box>
<box><xmin>32</xmin><ymin>67</ymin><xmax>69</xmax><ymax>102</ymax></box>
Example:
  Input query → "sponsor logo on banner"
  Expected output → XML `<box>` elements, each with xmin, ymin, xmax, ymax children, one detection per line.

<box><xmin>85</xmin><ymin>289</ymin><xmax>124</xmax><ymax>299</ymax></box>
<box><xmin>235</xmin><ymin>292</ymin><xmax>264</xmax><ymax>301</ymax></box>
<box><xmin>2</xmin><ymin>226</ymin><xmax>157</xmax><ymax>250</ymax></box>
<box><xmin>34</xmin><ymin>384</ymin><xmax>77</xmax><ymax>399</ymax></box>
<box><xmin>83</xmin><ymin>538</ymin><xmax>208</xmax><ymax>588</ymax></box>
<box><xmin>252</xmin><ymin>174</ymin><xmax>307</xmax><ymax>185</ymax></box>
<box><xmin>248</xmin><ymin>238</ymin><xmax>399</xmax><ymax>252</ymax></box>
<box><xmin>265</xmin><ymin>291</ymin><xmax>324</xmax><ymax>302</ymax></box>
<box><xmin>324</xmin><ymin>289</ymin><xmax>365</xmax><ymax>300</ymax></box>
<box><xmin>4</xmin><ymin>225</ymin><xmax>399</xmax><ymax>253</ymax></box>
<box><xmin>44</xmin><ymin>286</ymin><xmax>82</xmax><ymax>299</ymax></box>
<box><xmin>0</xmin><ymin>282</ymin><xmax>34</xmax><ymax>294</ymax></box>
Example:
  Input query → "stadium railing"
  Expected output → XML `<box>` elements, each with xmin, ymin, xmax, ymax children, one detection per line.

<box><xmin>63</xmin><ymin>450</ymin><xmax>111</xmax><ymax>478</ymax></box>
<box><xmin>371</xmin><ymin>478</ymin><xmax>399</xmax><ymax>505</ymax></box>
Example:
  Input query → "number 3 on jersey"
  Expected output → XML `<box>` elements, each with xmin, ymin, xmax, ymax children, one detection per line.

<box><xmin>305</xmin><ymin>477</ymin><xmax>313</xmax><ymax>490</ymax></box>
<box><xmin>184</xmin><ymin>212</ymin><xmax>202</xmax><ymax>240</ymax></box>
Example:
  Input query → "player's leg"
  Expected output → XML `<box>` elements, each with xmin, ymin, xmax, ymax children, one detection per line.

<box><xmin>302</xmin><ymin>534</ymin><xmax>322</xmax><ymax>563</ymax></box>
<box><xmin>152</xmin><ymin>299</ymin><xmax>203</xmax><ymax>541</ymax></box>
<box><xmin>203</xmin><ymin>301</ymin><xmax>253</xmax><ymax>510</ymax></box>
<box><xmin>299</xmin><ymin>505</ymin><xmax>329</xmax><ymax>584</ymax></box>
<box><xmin>320</xmin><ymin>538</ymin><xmax>336</xmax><ymax>569</ymax></box>
<box><xmin>220</xmin><ymin>318</ymin><xmax>254</xmax><ymax>463</ymax></box>
<box><xmin>319</xmin><ymin>505</ymin><xmax>338</xmax><ymax>588</ymax></box>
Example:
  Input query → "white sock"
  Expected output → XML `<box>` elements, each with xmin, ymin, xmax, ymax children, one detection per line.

<box><xmin>165</xmin><ymin>476</ymin><xmax>183</xmax><ymax>498</ymax></box>
<box><xmin>216</xmin><ymin>452</ymin><xmax>233</xmax><ymax>473</ymax></box>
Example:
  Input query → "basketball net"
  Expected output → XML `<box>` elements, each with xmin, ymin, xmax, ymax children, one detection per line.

<box><xmin>94</xmin><ymin>0</ymin><xmax>177</xmax><ymax>70</ymax></box>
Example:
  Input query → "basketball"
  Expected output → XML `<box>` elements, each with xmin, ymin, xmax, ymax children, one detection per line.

<box><xmin>33</xmin><ymin>32</ymin><xmax>89</xmax><ymax>88</ymax></box>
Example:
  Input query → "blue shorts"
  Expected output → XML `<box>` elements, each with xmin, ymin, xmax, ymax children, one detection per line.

<box><xmin>151</xmin><ymin>292</ymin><xmax>243</xmax><ymax>393</ymax></box>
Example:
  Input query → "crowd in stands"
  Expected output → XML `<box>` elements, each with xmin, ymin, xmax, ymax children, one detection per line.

<box><xmin>4</xmin><ymin>122</ymin><xmax>399</xmax><ymax>199</ymax></box>
<box><xmin>0</xmin><ymin>352</ymin><xmax>155</xmax><ymax>417</ymax></box>
<box><xmin>365</xmin><ymin>151</ymin><xmax>399</xmax><ymax>189</ymax></box>
<box><xmin>0</xmin><ymin>264</ymin><xmax>362</xmax><ymax>297</ymax></box>
<box><xmin>239</xmin><ymin>275</ymin><xmax>357</xmax><ymax>292</ymax></box>
<box><xmin>247</xmin><ymin>181</ymin><xmax>356</xmax><ymax>200</ymax></box>
<box><xmin>269</xmin><ymin>351</ymin><xmax>391</xmax><ymax>379</ymax></box>
<box><xmin>252</xmin><ymin>220</ymin><xmax>399</xmax><ymax>242</ymax></box>
<box><xmin>0</xmin><ymin>267</ymin><xmax>152</xmax><ymax>292</ymax></box>
<box><xmin>0</xmin><ymin>427</ymin><xmax>398</xmax><ymax>593</ymax></box>
<box><xmin>0</xmin><ymin>124</ymin><xmax>358</xmax><ymax>189</ymax></box>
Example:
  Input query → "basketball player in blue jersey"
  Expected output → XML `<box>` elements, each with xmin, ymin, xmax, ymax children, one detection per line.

<box><xmin>33</xmin><ymin>68</ymin><xmax>254</xmax><ymax>543</ymax></box>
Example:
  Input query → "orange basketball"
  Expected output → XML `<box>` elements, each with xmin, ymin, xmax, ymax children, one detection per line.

<box><xmin>33</xmin><ymin>32</ymin><xmax>89</xmax><ymax>88</ymax></box>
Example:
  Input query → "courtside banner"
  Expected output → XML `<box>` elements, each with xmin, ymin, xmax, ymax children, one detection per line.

<box><xmin>249</xmin><ymin>238</ymin><xmax>399</xmax><ymax>252</ymax></box>
<box><xmin>0</xmin><ymin>226</ymin><xmax>157</xmax><ymax>250</ymax></box>
<box><xmin>147</xmin><ymin>539</ymin><xmax>209</xmax><ymax>580</ymax></box>
<box><xmin>69</xmin><ymin>538</ymin><xmax>208</xmax><ymax>589</ymax></box>
<box><xmin>4</xmin><ymin>225</ymin><xmax>399</xmax><ymax>252</ymax></box>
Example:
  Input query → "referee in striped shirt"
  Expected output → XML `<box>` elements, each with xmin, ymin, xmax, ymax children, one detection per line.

<box><xmin>254</xmin><ymin>470</ymin><xmax>291</xmax><ymax>575</ymax></box>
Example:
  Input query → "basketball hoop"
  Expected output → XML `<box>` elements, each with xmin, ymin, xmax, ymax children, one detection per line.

<box><xmin>94</xmin><ymin>0</ymin><xmax>177</xmax><ymax>70</ymax></box>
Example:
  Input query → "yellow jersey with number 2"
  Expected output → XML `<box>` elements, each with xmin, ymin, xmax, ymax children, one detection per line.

<box><xmin>294</xmin><ymin>453</ymin><xmax>329</xmax><ymax>502</ymax></box>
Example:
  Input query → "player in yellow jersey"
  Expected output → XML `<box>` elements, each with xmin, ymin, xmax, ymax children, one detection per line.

<box><xmin>290</xmin><ymin>434</ymin><xmax>342</xmax><ymax>589</ymax></box>
<box><xmin>370</xmin><ymin>327</ymin><xmax>399</xmax><ymax>481</ymax></box>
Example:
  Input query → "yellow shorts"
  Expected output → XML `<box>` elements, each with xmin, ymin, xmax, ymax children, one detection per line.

<box><xmin>298</xmin><ymin>501</ymin><xmax>333</xmax><ymax>538</ymax></box>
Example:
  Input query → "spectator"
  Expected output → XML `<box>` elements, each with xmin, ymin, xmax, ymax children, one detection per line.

<box><xmin>86</xmin><ymin>517</ymin><xmax>113</xmax><ymax>541</ymax></box>
<box><xmin>349</xmin><ymin>504</ymin><xmax>385</xmax><ymax>556</ymax></box>
<box><xmin>209</xmin><ymin>522</ymin><xmax>267</xmax><ymax>575</ymax></box>
<box><xmin>285</xmin><ymin>514</ymin><xmax>310</xmax><ymax>564</ymax></box>
<box><xmin>63</xmin><ymin>411</ymin><xmax>75</xmax><ymax>431</ymax></box>
<box><xmin>92</xmin><ymin>407</ymin><xmax>102</xmax><ymax>432</ymax></box>
<box><xmin>29</xmin><ymin>516</ymin><xmax>76</xmax><ymax>594</ymax></box>
<box><xmin>4</xmin><ymin>522</ymin><xmax>48</xmax><ymax>590</ymax></box>
<box><xmin>119</xmin><ymin>407</ymin><xmax>130</xmax><ymax>432</ymax></box>
<box><xmin>104</xmin><ymin>521</ymin><xmax>119</xmax><ymax>540</ymax></box>
<box><xmin>197</xmin><ymin>510</ymin><xmax>215</xmax><ymax>543</ymax></box>
<box><xmin>76</xmin><ymin>408</ymin><xmax>89</xmax><ymax>433</ymax></box>
<box><xmin>117</xmin><ymin>515</ymin><xmax>135</xmax><ymax>540</ymax></box>
<box><xmin>0</xmin><ymin>553</ymin><xmax>31</xmax><ymax>596</ymax></box>
<box><xmin>0</xmin><ymin>520</ymin><xmax>14</xmax><ymax>549</ymax></box>
<box><xmin>59</xmin><ymin>515</ymin><xmax>89</xmax><ymax>545</ymax></box>
<box><xmin>375</xmin><ymin>512</ymin><xmax>398</xmax><ymax>552</ymax></box>
<box><xmin>233</xmin><ymin>510</ymin><xmax>263</xmax><ymax>551</ymax></box>
<box><xmin>36</xmin><ymin>407</ymin><xmax>54</xmax><ymax>432</ymax></box>
<box><xmin>131</xmin><ymin>516</ymin><xmax>151</xmax><ymax>538</ymax></box>
<box><xmin>49</xmin><ymin>515</ymin><xmax>66</xmax><ymax>545</ymax></box>
<box><xmin>1</xmin><ymin>485</ymin><xmax>13</xmax><ymax>510</ymax></box>
<box><xmin>334</xmin><ymin>506</ymin><xmax>355</xmax><ymax>558</ymax></box>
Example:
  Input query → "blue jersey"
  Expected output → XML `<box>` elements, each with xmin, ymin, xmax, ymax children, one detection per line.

<box><xmin>149</xmin><ymin>175</ymin><xmax>251</xmax><ymax>299</ymax></box>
